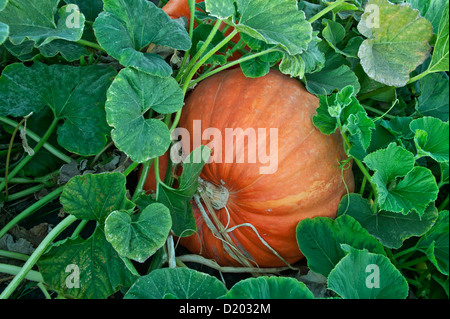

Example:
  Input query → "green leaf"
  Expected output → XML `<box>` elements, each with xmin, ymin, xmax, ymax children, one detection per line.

<box><xmin>158</xmin><ymin>187</ymin><xmax>196</xmax><ymax>237</ymax></box>
<box><xmin>346</xmin><ymin>111</ymin><xmax>376</xmax><ymax>150</ymax></box>
<box><xmin>205</xmin><ymin>0</ymin><xmax>235</xmax><ymax>19</ymax></box>
<box><xmin>0</xmin><ymin>62</ymin><xmax>115</xmax><ymax>156</ymax></box>
<box><xmin>364</xmin><ymin>142</ymin><xmax>414</xmax><ymax>182</ymax></box>
<box><xmin>380</xmin><ymin>117</ymin><xmax>414</xmax><ymax>140</ymax></box>
<box><xmin>296</xmin><ymin>215</ymin><xmax>385</xmax><ymax>278</ymax></box>
<box><xmin>338</xmin><ymin>194</ymin><xmax>438</xmax><ymax>249</ymax></box>
<box><xmin>364</xmin><ymin>143</ymin><xmax>439</xmax><ymax>215</ymax></box>
<box><xmin>427</xmin><ymin>1</ymin><xmax>449</xmax><ymax>73</ymax></box>
<box><xmin>105</xmin><ymin>203</ymin><xmax>172</xmax><ymax>263</ymax></box>
<box><xmin>277</xmin><ymin>32</ymin><xmax>324</xmax><ymax>78</ymax></box>
<box><xmin>158</xmin><ymin>146</ymin><xmax>211</xmax><ymax>236</ymax></box>
<box><xmin>279</xmin><ymin>53</ymin><xmax>305</xmax><ymax>78</ymax></box>
<box><xmin>206</xmin><ymin>0</ymin><xmax>312</xmax><ymax>56</ymax></box>
<box><xmin>378</xmin><ymin>166</ymin><xmax>439</xmax><ymax>215</ymax></box>
<box><xmin>415</xmin><ymin>72</ymin><xmax>449</xmax><ymax>121</ymax></box>
<box><xmin>305</xmin><ymin>47</ymin><xmax>360</xmax><ymax>95</ymax></box>
<box><xmin>39</xmin><ymin>39</ymin><xmax>89</xmax><ymax>62</ymax></box>
<box><xmin>406</xmin><ymin>0</ymin><xmax>448</xmax><ymax>33</ymax></box>
<box><xmin>38</xmin><ymin>227</ymin><xmax>138</xmax><ymax>299</ymax></box>
<box><xmin>417</xmin><ymin>210</ymin><xmax>449</xmax><ymax>275</ymax></box>
<box><xmin>222</xmin><ymin>276</ymin><xmax>314</xmax><ymax>299</ymax></box>
<box><xmin>312</xmin><ymin>86</ymin><xmax>374</xmax><ymax>149</ymax></box>
<box><xmin>2</xmin><ymin>40</ymin><xmax>39</xmax><ymax>61</ymax></box>
<box><xmin>105</xmin><ymin>67</ymin><xmax>184</xmax><ymax>163</ymax></box>
<box><xmin>357</xmin><ymin>0</ymin><xmax>433</xmax><ymax>87</ymax></box>
<box><xmin>93</xmin><ymin>0</ymin><xmax>191</xmax><ymax>77</ymax></box>
<box><xmin>328</xmin><ymin>245</ymin><xmax>409</xmax><ymax>299</ymax></box>
<box><xmin>0</xmin><ymin>1</ymin><xmax>85</xmax><ymax>46</ymax></box>
<box><xmin>410</xmin><ymin>117</ymin><xmax>449</xmax><ymax>162</ymax></box>
<box><xmin>240</xmin><ymin>54</ymin><xmax>270</xmax><ymax>78</ymax></box>
<box><xmin>124</xmin><ymin>267</ymin><xmax>228</xmax><ymax>299</ymax></box>
<box><xmin>60</xmin><ymin>172</ymin><xmax>134</xmax><ymax>224</ymax></box>
<box><xmin>321</xmin><ymin>19</ymin><xmax>350</xmax><ymax>57</ymax></box>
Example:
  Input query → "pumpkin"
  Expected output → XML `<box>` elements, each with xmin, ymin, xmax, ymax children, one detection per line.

<box><xmin>162</xmin><ymin>0</ymin><xmax>202</xmax><ymax>20</ymax></box>
<box><xmin>152</xmin><ymin>68</ymin><xmax>355</xmax><ymax>268</ymax></box>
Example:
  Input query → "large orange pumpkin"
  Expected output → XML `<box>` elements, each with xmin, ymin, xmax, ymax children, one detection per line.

<box><xmin>162</xmin><ymin>68</ymin><xmax>354</xmax><ymax>268</ymax></box>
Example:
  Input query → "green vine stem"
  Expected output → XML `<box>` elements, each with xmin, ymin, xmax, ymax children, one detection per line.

<box><xmin>176</xmin><ymin>0</ymin><xmax>197</xmax><ymax>75</ymax></box>
<box><xmin>189</xmin><ymin>47</ymin><xmax>279</xmax><ymax>88</ymax></box>
<box><xmin>438</xmin><ymin>195</ymin><xmax>449</xmax><ymax>211</ymax></box>
<box><xmin>362</xmin><ymin>104</ymin><xmax>396</xmax><ymax>119</ymax></box>
<box><xmin>0</xmin><ymin>214</ymin><xmax>78</xmax><ymax>299</ymax></box>
<box><xmin>308</xmin><ymin>0</ymin><xmax>346</xmax><ymax>23</ymax></box>
<box><xmin>176</xmin><ymin>21</ymin><xmax>223</xmax><ymax>83</ymax></box>
<box><xmin>76</xmin><ymin>39</ymin><xmax>105</xmax><ymax>52</ymax></box>
<box><xmin>0</xmin><ymin>186</ymin><xmax>64</xmax><ymax>240</ymax></box>
<box><xmin>131</xmin><ymin>159</ymin><xmax>154</xmax><ymax>202</ymax></box>
<box><xmin>0</xmin><ymin>263</ymin><xmax>43</xmax><ymax>283</ymax></box>
<box><xmin>4</xmin><ymin>184</ymin><xmax>45</xmax><ymax>202</ymax></box>
<box><xmin>0</xmin><ymin>116</ymin><xmax>72</xmax><ymax>164</ymax></box>
<box><xmin>0</xmin><ymin>249</ymin><xmax>29</xmax><ymax>262</ymax></box>
<box><xmin>0</xmin><ymin>116</ymin><xmax>59</xmax><ymax>192</ymax></box>
<box><xmin>180</xmin><ymin>28</ymin><xmax>239</xmax><ymax>94</ymax></box>
<box><xmin>123</xmin><ymin>162</ymin><xmax>140</xmax><ymax>177</ymax></box>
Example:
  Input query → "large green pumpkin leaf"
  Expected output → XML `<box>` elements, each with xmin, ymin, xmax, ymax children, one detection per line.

<box><xmin>205</xmin><ymin>0</ymin><xmax>312</xmax><ymax>56</ymax></box>
<box><xmin>124</xmin><ymin>267</ymin><xmax>228</xmax><ymax>299</ymax></box>
<box><xmin>338</xmin><ymin>194</ymin><xmax>438</xmax><ymax>249</ymax></box>
<box><xmin>410</xmin><ymin>117</ymin><xmax>449</xmax><ymax>163</ymax></box>
<box><xmin>0</xmin><ymin>62</ymin><xmax>115</xmax><ymax>156</ymax></box>
<box><xmin>328</xmin><ymin>245</ymin><xmax>409</xmax><ymax>299</ymax></box>
<box><xmin>417</xmin><ymin>210</ymin><xmax>449</xmax><ymax>276</ymax></box>
<box><xmin>105</xmin><ymin>67</ymin><xmax>184</xmax><ymax>163</ymax></box>
<box><xmin>296</xmin><ymin>215</ymin><xmax>385</xmax><ymax>278</ymax></box>
<box><xmin>0</xmin><ymin>0</ymin><xmax>85</xmax><ymax>46</ymax></box>
<box><xmin>38</xmin><ymin>228</ymin><xmax>138</xmax><ymax>299</ymax></box>
<box><xmin>222</xmin><ymin>276</ymin><xmax>314</xmax><ymax>299</ymax></box>
<box><xmin>357</xmin><ymin>0</ymin><xmax>433</xmax><ymax>87</ymax></box>
<box><xmin>93</xmin><ymin>0</ymin><xmax>191</xmax><ymax>77</ymax></box>
<box><xmin>104</xmin><ymin>203</ymin><xmax>172</xmax><ymax>263</ymax></box>
<box><xmin>364</xmin><ymin>143</ymin><xmax>439</xmax><ymax>215</ymax></box>
<box><xmin>60</xmin><ymin>172</ymin><xmax>134</xmax><ymax>224</ymax></box>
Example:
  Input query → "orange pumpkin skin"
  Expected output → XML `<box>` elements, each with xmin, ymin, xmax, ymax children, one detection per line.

<box><xmin>162</xmin><ymin>0</ymin><xmax>202</xmax><ymax>20</ymax></box>
<box><xmin>176</xmin><ymin>68</ymin><xmax>355</xmax><ymax>267</ymax></box>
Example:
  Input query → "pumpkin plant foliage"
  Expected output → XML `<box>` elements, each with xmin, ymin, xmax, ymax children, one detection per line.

<box><xmin>0</xmin><ymin>0</ymin><xmax>448</xmax><ymax>301</ymax></box>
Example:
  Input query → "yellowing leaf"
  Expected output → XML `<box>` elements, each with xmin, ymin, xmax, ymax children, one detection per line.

<box><xmin>358</xmin><ymin>0</ymin><xmax>433</xmax><ymax>87</ymax></box>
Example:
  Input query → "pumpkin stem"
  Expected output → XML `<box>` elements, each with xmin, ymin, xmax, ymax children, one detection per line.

<box><xmin>198</xmin><ymin>178</ymin><xmax>230</xmax><ymax>210</ymax></box>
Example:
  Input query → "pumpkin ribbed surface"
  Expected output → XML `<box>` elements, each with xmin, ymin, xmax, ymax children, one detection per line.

<box><xmin>175</xmin><ymin>68</ymin><xmax>354</xmax><ymax>267</ymax></box>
